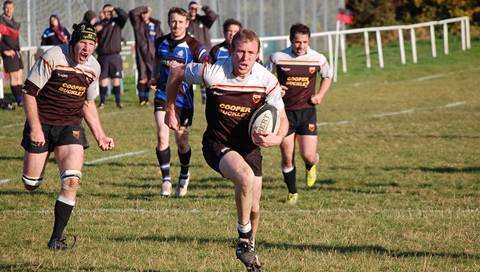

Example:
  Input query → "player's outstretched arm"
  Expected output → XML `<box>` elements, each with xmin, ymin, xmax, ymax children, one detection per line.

<box><xmin>83</xmin><ymin>99</ymin><xmax>114</xmax><ymax>151</ymax></box>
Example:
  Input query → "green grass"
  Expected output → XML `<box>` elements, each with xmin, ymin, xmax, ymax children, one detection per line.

<box><xmin>1</xmin><ymin>37</ymin><xmax>480</xmax><ymax>271</ymax></box>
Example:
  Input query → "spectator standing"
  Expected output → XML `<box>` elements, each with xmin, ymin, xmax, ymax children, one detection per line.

<box><xmin>129</xmin><ymin>6</ymin><xmax>163</xmax><ymax>105</ymax></box>
<box><xmin>187</xmin><ymin>1</ymin><xmax>217</xmax><ymax>104</ymax></box>
<box><xmin>82</xmin><ymin>10</ymin><xmax>97</xmax><ymax>26</ymax></box>
<box><xmin>209</xmin><ymin>18</ymin><xmax>242</xmax><ymax>63</ymax></box>
<box><xmin>265</xmin><ymin>23</ymin><xmax>332</xmax><ymax>204</ymax></box>
<box><xmin>0</xmin><ymin>1</ymin><xmax>23</xmax><ymax>106</ymax></box>
<box><xmin>20</xmin><ymin>23</ymin><xmax>114</xmax><ymax>250</ymax></box>
<box><xmin>165</xmin><ymin>29</ymin><xmax>288</xmax><ymax>271</ymax></box>
<box><xmin>41</xmin><ymin>14</ymin><xmax>70</xmax><ymax>46</ymax></box>
<box><xmin>149</xmin><ymin>7</ymin><xmax>208</xmax><ymax>197</ymax></box>
<box><xmin>95</xmin><ymin>4</ymin><xmax>128</xmax><ymax>109</ymax></box>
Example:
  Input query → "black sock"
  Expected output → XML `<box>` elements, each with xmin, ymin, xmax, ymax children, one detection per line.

<box><xmin>156</xmin><ymin>147</ymin><xmax>171</xmax><ymax>181</ymax></box>
<box><xmin>178</xmin><ymin>148</ymin><xmax>191</xmax><ymax>176</ymax></box>
<box><xmin>238</xmin><ymin>229</ymin><xmax>252</xmax><ymax>239</ymax></box>
<box><xmin>113</xmin><ymin>86</ymin><xmax>121</xmax><ymax>104</ymax></box>
<box><xmin>11</xmin><ymin>85</ymin><xmax>23</xmax><ymax>103</ymax></box>
<box><xmin>50</xmin><ymin>200</ymin><xmax>74</xmax><ymax>240</ymax></box>
<box><xmin>282</xmin><ymin>166</ymin><xmax>297</xmax><ymax>194</ymax></box>
<box><xmin>99</xmin><ymin>86</ymin><xmax>108</xmax><ymax>103</ymax></box>
<box><xmin>137</xmin><ymin>82</ymin><xmax>148</xmax><ymax>102</ymax></box>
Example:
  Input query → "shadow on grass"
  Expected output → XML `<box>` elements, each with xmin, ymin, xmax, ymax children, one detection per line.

<box><xmin>0</xmin><ymin>155</ymin><xmax>23</xmax><ymax>161</ymax></box>
<box><xmin>261</xmin><ymin>242</ymin><xmax>479</xmax><ymax>259</ymax></box>
<box><xmin>110</xmin><ymin>235</ymin><xmax>479</xmax><ymax>260</ymax></box>
<box><xmin>382</xmin><ymin>166</ymin><xmax>480</xmax><ymax>173</ymax></box>
<box><xmin>0</xmin><ymin>262</ymin><xmax>134</xmax><ymax>271</ymax></box>
<box><xmin>0</xmin><ymin>189</ymin><xmax>53</xmax><ymax>197</ymax></box>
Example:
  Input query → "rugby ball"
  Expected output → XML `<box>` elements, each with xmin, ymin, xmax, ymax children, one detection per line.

<box><xmin>248</xmin><ymin>104</ymin><xmax>280</xmax><ymax>143</ymax></box>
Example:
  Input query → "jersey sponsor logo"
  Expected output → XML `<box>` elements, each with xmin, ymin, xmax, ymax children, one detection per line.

<box><xmin>309</xmin><ymin>67</ymin><xmax>316</xmax><ymax>74</ymax></box>
<box><xmin>280</xmin><ymin>67</ymin><xmax>291</xmax><ymax>72</ymax></box>
<box><xmin>56</xmin><ymin>73</ymin><xmax>68</xmax><ymax>78</ymax></box>
<box><xmin>73</xmin><ymin>130</ymin><xmax>80</xmax><ymax>140</ymax></box>
<box><xmin>252</xmin><ymin>94</ymin><xmax>261</xmax><ymax>104</ymax></box>
<box><xmin>218</xmin><ymin>103</ymin><xmax>252</xmax><ymax>118</ymax></box>
<box><xmin>286</xmin><ymin>76</ymin><xmax>309</xmax><ymax>88</ymax></box>
<box><xmin>59</xmin><ymin>83</ymin><xmax>87</xmax><ymax>97</ymax></box>
<box><xmin>176</xmin><ymin>50</ymin><xmax>185</xmax><ymax>59</ymax></box>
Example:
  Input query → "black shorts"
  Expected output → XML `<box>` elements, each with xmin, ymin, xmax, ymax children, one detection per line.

<box><xmin>202</xmin><ymin>136</ymin><xmax>263</xmax><ymax>177</ymax></box>
<box><xmin>98</xmin><ymin>54</ymin><xmax>123</xmax><ymax>80</ymax></box>
<box><xmin>21</xmin><ymin>122</ymin><xmax>89</xmax><ymax>153</ymax></box>
<box><xmin>154</xmin><ymin>98</ymin><xmax>193</xmax><ymax>127</ymax></box>
<box><xmin>286</xmin><ymin>107</ymin><xmax>318</xmax><ymax>136</ymax></box>
<box><xmin>2</xmin><ymin>51</ymin><xmax>24</xmax><ymax>73</ymax></box>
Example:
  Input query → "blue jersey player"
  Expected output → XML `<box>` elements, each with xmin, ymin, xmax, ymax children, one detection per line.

<box><xmin>149</xmin><ymin>7</ymin><xmax>208</xmax><ymax>197</ymax></box>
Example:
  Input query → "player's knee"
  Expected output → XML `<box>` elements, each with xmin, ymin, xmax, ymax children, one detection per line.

<box><xmin>22</xmin><ymin>174</ymin><xmax>44</xmax><ymax>191</ymax></box>
<box><xmin>60</xmin><ymin>170</ymin><xmax>82</xmax><ymax>192</ymax></box>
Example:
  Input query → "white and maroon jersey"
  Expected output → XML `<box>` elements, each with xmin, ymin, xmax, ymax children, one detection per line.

<box><xmin>185</xmin><ymin>58</ymin><xmax>284</xmax><ymax>150</ymax></box>
<box><xmin>23</xmin><ymin>44</ymin><xmax>100</xmax><ymax>126</ymax></box>
<box><xmin>265</xmin><ymin>46</ymin><xmax>332</xmax><ymax>111</ymax></box>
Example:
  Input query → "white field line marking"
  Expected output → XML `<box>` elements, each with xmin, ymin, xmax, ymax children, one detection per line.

<box><xmin>373</xmin><ymin>109</ymin><xmax>415</xmax><ymax>118</ymax></box>
<box><xmin>413</xmin><ymin>74</ymin><xmax>446</xmax><ymax>81</ymax></box>
<box><xmin>1</xmin><ymin>208</ymin><xmax>478</xmax><ymax>215</ymax></box>
<box><xmin>0</xmin><ymin>179</ymin><xmax>10</xmax><ymax>184</ymax></box>
<box><xmin>1</xmin><ymin>123</ymin><xmax>23</xmax><ymax>129</ymax></box>
<box><xmin>84</xmin><ymin>150</ymin><xmax>149</xmax><ymax>165</ymax></box>
<box><xmin>445</xmin><ymin>101</ymin><xmax>467</xmax><ymax>107</ymax></box>
<box><xmin>318</xmin><ymin>101</ymin><xmax>469</xmax><ymax>126</ymax></box>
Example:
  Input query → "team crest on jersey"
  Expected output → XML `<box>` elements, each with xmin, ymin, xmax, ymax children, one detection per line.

<box><xmin>72</xmin><ymin>130</ymin><xmax>80</xmax><ymax>140</ymax></box>
<box><xmin>309</xmin><ymin>67</ymin><xmax>316</xmax><ymax>74</ymax></box>
<box><xmin>176</xmin><ymin>50</ymin><xmax>185</xmax><ymax>59</ymax></box>
<box><xmin>308</xmin><ymin>122</ymin><xmax>315</xmax><ymax>132</ymax></box>
<box><xmin>252</xmin><ymin>94</ymin><xmax>261</xmax><ymax>104</ymax></box>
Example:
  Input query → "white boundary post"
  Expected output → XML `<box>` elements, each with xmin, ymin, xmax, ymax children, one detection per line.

<box><xmin>398</xmin><ymin>28</ymin><xmax>406</xmax><ymax>64</ymax></box>
<box><xmin>341</xmin><ymin>33</ymin><xmax>347</xmax><ymax>73</ymax></box>
<box><xmin>333</xmin><ymin>20</ymin><xmax>340</xmax><ymax>82</ymax></box>
<box><xmin>376</xmin><ymin>30</ymin><xmax>384</xmax><ymax>68</ymax></box>
<box><xmin>430</xmin><ymin>24</ymin><xmax>437</xmax><ymax>57</ymax></box>
<box><xmin>443</xmin><ymin>23</ymin><xmax>449</xmax><ymax>55</ymax></box>
<box><xmin>465</xmin><ymin>18</ymin><xmax>471</xmax><ymax>49</ymax></box>
<box><xmin>411</xmin><ymin>28</ymin><xmax>418</xmax><ymax>63</ymax></box>
<box><xmin>364</xmin><ymin>31</ymin><xmax>371</xmax><ymax>68</ymax></box>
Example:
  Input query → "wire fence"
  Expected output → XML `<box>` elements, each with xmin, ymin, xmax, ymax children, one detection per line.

<box><xmin>14</xmin><ymin>0</ymin><xmax>344</xmax><ymax>53</ymax></box>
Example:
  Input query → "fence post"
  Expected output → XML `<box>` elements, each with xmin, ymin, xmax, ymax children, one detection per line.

<box><xmin>376</xmin><ymin>30</ymin><xmax>384</xmax><ymax>68</ymax></box>
<box><xmin>398</xmin><ymin>28</ymin><xmax>406</xmax><ymax>64</ymax></box>
<box><xmin>443</xmin><ymin>23</ymin><xmax>449</xmax><ymax>55</ymax></box>
<box><xmin>411</xmin><ymin>28</ymin><xmax>417</xmax><ymax>63</ymax></box>
<box><xmin>430</xmin><ymin>24</ymin><xmax>437</xmax><ymax>57</ymax></box>
<box><xmin>364</xmin><ymin>31</ymin><xmax>371</xmax><ymax>68</ymax></box>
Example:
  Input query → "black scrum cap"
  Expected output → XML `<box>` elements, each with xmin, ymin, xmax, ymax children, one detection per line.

<box><xmin>70</xmin><ymin>23</ymin><xmax>96</xmax><ymax>46</ymax></box>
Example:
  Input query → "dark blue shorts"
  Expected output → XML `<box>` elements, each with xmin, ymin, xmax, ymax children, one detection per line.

<box><xmin>154</xmin><ymin>98</ymin><xmax>194</xmax><ymax>127</ymax></box>
<box><xmin>98</xmin><ymin>54</ymin><xmax>123</xmax><ymax>80</ymax></box>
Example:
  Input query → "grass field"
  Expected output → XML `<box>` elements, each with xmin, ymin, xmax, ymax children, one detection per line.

<box><xmin>1</xmin><ymin>37</ymin><xmax>479</xmax><ymax>271</ymax></box>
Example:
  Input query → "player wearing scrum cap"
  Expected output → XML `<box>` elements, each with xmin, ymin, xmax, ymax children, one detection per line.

<box><xmin>20</xmin><ymin>22</ymin><xmax>115</xmax><ymax>251</ymax></box>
